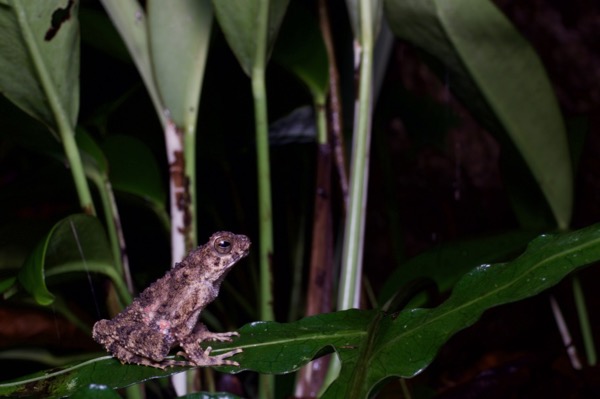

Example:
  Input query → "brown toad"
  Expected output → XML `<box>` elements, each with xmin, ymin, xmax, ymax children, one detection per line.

<box><xmin>92</xmin><ymin>231</ymin><xmax>250</xmax><ymax>369</ymax></box>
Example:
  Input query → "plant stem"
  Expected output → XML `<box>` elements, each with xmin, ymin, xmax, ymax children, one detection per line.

<box><xmin>253</xmin><ymin>1</ymin><xmax>276</xmax><ymax>397</ymax></box>
<box><xmin>338</xmin><ymin>0</ymin><xmax>375</xmax><ymax>311</ymax></box>
<box><xmin>253</xmin><ymin>0</ymin><xmax>276</xmax><ymax>325</ymax></box>
<box><xmin>318</xmin><ymin>0</ymin><xmax>348</xmax><ymax>209</ymax></box>
<box><xmin>572</xmin><ymin>276</ymin><xmax>597</xmax><ymax>365</ymax></box>
<box><xmin>87</xmin><ymin>170</ymin><xmax>133</xmax><ymax>294</ymax></box>
<box><xmin>12</xmin><ymin>1</ymin><xmax>95</xmax><ymax>215</ymax></box>
<box><xmin>321</xmin><ymin>1</ymin><xmax>376</xmax><ymax>394</ymax></box>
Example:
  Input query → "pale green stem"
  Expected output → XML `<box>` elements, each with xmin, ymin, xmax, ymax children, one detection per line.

<box><xmin>322</xmin><ymin>0</ymin><xmax>375</xmax><ymax>394</ymax></box>
<box><xmin>253</xmin><ymin>1</ymin><xmax>276</xmax><ymax>397</ymax></box>
<box><xmin>315</xmin><ymin>98</ymin><xmax>328</xmax><ymax>145</ymax></box>
<box><xmin>12</xmin><ymin>2</ymin><xmax>95</xmax><ymax>215</ymax></box>
<box><xmin>572</xmin><ymin>276</ymin><xmax>597</xmax><ymax>365</ymax></box>
<box><xmin>252</xmin><ymin>0</ymin><xmax>275</xmax><ymax>326</ymax></box>
<box><xmin>87</xmin><ymin>170</ymin><xmax>133</xmax><ymax>293</ymax></box>
<box><xmin>337</xmin><ymin>0</ymin><xmax>375</xmax><ymax>311</ymax></box>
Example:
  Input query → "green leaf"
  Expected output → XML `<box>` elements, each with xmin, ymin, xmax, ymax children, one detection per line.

<box><xmin>272</xmin><ymin>1</ymin><xmax>329</xmax><ymax>103</ymax></box>
<box><xmin>0</xmin><ymin>356</ymin><xmax>188</xmax><ymax>399</ymax></box>
<box><xmin>323</xmin><ymin>224</ymin><xmax>600</xmax><ymax>397</ymax></box>
<box><xmin>212</xmin><ymin>0</ymin><xmax>290</xmax><ymax>76</ymax></box>
<box><xmin>378</xmin><ymin>230</ymin><xmax>538</xmax><ymax>307</ymax></box>
<box><xmin>17</xmin><ymin>214</ymin><xmax>116</xmax><ymax>306</ymax></box>
<box><xmin>5</xmin><ymin>225</ymin><xmax>599</xmax><ymax>397</ymax></box>
<box><xmin>99</xmin><ymin>0</ymin><xmax>165</xmax><ymax>126</ymax></box>
<box><xmin>147</xmin><ymin>0</ymin><xmax>212</xmax><ymax>128</ymax></box>
<box><xmin>0</xmin><ymin>353</ymin><xmax>244</xmax><ymax>398</ymax></box>
<box><xmin>0</xmin><ymin>1</ymin><xmax>95</xmax><ymax>212</ymax></box>
<box><xmin>0</xmin><ymin>0</ymin><xmax>79</xmax><ymax>133</ymax></box>
<box><xmin>384</xmin><ymin>0</ymin><xmax>573</xmax><ymax>229</ymax></box>
<box><xmin>226</xmin><ymin>225</ymin><xmax>600</xmax><ymax>396</ymax></box>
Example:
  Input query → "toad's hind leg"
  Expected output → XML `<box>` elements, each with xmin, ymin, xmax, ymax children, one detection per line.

<box><xmin>93</xmin><ymin>319</ymin><xmax>174</xmax><ymax>369</ymax></box>
<box><xmin>177</xmin><ymin>323</ymin><xmax>243</xmax><ymax>367</ymax></box>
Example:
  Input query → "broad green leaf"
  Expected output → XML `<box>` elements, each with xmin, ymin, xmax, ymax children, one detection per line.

<box><xmin>147</xmin><ymin>0</ymin><xmax>212</xmax><ymax>128</ymax></box>
<box><xmin>384</xmin><ymin>0</ymin><xmax>573</xmax><ymax>229</ymax></box>
<box><xmin>5</xmin><ymin>225</ymin><xmax>600</xmax><ymax>397</ymax></box>
<box><xmin>272</xmin><ymin>1</ymin><xmax>329</xmax><ymax>103</ymax></box>
<box><xmin>212</xmin><ymin>0</ymin><xmax>290</xmax><ymax>76</ymax></box>
<box><xmin>0</xmin><ymin>2</ymin><xmax>94</xmax><ymax>212</ymax></box>
<box><xmin>227</xmin><ymin>224</ymin><xmax>599</xmax><ymax>396</ymax></box>
<box><xmin>0</xmin><ymin>352</ymin><xmax>241</xmax><ymax>398</ymax></box>
<box><xmin>16</xmin><ymin>214</ymin><xmax>119</xmax><ymax>306</ymax></box>
<box><xmin>0</xmin><ymin>0</ymin><xmax>79</xmax><ymax>133</ymax></box>
<box><xmin>99</xmin><ymin>0</ymin><xmax>165</xmax><ymax>127</ymax></box>
<box><xmin>378</xmin><ymin>230</ymin><xmax>538</xmax><ymax>307</ymax></box>
<box><xmin>321</xmin><ymin>224</ymin><xmax>600</xmax><ymax>397</ymax></box>
<box><xmin>0</xmin><ymin>356</ymin><xmax>188</xmax><ymax>399</ymax></box>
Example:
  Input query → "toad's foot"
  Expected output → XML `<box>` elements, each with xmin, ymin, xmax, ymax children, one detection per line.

<box><xmin>191</xmin><ymin>323</ymin><xmax>240</xmax><ymax>343</ymax></box>
<box><xmin>202</xmin><ymin>331</ymin><xmax>240</xmax><ymax>342</ymax></box>
<box><xmin>177</xmin><ymin>345</ymin><xmax>243</xmax><ymax>367</ymax></box>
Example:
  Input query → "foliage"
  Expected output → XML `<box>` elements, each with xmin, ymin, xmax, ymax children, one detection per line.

<box><xmin>0</xmin><ymin>0</ymin><xmax>595</xmax><ymax>398</ymax></box>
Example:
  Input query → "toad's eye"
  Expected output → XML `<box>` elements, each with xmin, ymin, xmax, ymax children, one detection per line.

<box><xmin>215</xmin><ymin>238</ymin><xmax>232</xmax><ymax>254</ymax></box>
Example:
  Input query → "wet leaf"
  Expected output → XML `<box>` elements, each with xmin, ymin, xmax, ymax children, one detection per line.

<box><xmin>4</xmin><ymin>225</ymin><xmax>600</xmax><ymax>397</ymax></box>
<box><xmin>321</xmin><ymin>224</ymin><xmax>600</xmax><ymax>397</ymax></box>
<box><xmin>378</xmin><ymin>230</ymin><xmax>538</xmax><ymax>307</ymax></box>
<box><xmin>384</xmin><ymin>0</ymin><xmax>573</xmax><ymax>229</ymax></box>
<box><xmin>0</xmin><ymin>356</ymin><xmax>187</xmax><ymax>399</ymax></box>
<box><xmin>0</xmin><ymin>353</ymin><xmax>244</xmax><ymax>398</ymax></box>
